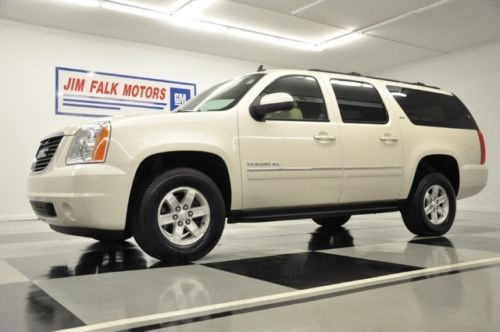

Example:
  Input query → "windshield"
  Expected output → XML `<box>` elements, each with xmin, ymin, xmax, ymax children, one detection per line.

<box><xmin>174</xmin><ymin>73</ymin><xmax>265</xmax><ymax>112</ymax></box>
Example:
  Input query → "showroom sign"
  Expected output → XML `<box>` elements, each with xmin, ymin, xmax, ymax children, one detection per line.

<box><xmin>55</xmin><ymin>67</ymin><xmax>196</xmax><ymax>117</ymax></box>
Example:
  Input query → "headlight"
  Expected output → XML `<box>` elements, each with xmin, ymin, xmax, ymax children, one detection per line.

<box><xmin>66</xmin><ymin>121</ymin><xmax>111</xmax><ymax>165</ymax></box>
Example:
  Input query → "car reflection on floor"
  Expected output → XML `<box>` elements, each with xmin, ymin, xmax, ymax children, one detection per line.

<box><xmin>308</xmin><ymin>226</ymin><xmax>355</xmax><ymax>250</ymax></box>
<box><xmin>43</xmin><ymin>242</ymin><xmax>191</xmax><ymax>279</ymax></box>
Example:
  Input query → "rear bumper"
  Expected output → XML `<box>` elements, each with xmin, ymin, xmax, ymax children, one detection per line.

<box><xmin>27</xmin><ymin>164</ymin><xmax>132</xmax><ymax>231</ymax></box>
<box><xmin>458</xmin><ymin>164</ymin><xmax>488</xmax><ymax>199</ymax></box>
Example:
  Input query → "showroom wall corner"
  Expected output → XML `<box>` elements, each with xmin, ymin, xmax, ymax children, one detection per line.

<box><xmin>0</xmin><ymin>19</ymin><xmax>266</xmax><ymax>221</ymax></box>
<box><xmin>373</xmin><ymin>40</ymin><xmax>500</xmax><ymax>211</ymax></box>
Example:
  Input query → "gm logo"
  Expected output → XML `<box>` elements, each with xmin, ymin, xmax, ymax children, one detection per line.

<box><xmin>170</xmin><ymin>87</ymin><xmax>192</xmax><ymax>111</ymax></box>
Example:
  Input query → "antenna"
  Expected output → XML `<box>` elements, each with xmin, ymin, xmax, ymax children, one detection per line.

<box><xmin>257</xmin><ymin>65</ymin><xmax>265</xmax><ymax>72</ymax></box>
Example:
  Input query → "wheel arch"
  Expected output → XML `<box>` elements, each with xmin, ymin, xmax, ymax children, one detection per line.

<box><xmin>125</xmin><ymin>151</ymin><xmax>233</xmax><ymax>235</ymax></box>
<box><xmin>407</xmin><ymin>154</ymin><xmax>460</xmax><ymax>198</ymax></box>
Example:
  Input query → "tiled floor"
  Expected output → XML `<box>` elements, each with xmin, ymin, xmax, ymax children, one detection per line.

<box><xmin>1</xmin><ymin>210</ymin><xmax>499</xmax><ymax>331</ymax></box>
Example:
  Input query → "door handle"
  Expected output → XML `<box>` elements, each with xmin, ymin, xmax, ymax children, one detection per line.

<box><xmin>379</xmin><ymin>136</ymin><xmax>399</xmax><ymax>143</ymax></box>
<box><xmin>313</xmin><ymin>135</ymin><xmax>337</xmax><ymax>142</ymax></box>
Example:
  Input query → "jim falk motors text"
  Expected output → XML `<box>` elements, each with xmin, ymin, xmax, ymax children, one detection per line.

<box><xmin>63</xmin><ymin>77</ymin><xmax>167</xmax><ymax>100</ymax></box>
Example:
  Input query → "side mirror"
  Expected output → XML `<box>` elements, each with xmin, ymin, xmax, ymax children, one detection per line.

<box><xmin>250</xmin><ymin>93</ymin><xmax>294</xmax><ymax>121</ymax></box>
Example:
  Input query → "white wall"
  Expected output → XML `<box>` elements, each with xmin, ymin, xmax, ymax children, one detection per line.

<box><xmin>0</xmin><ymin>19</ymin><xmax>265</xmax><ymax>220</ymax></box>
<box><xmin>373</xmin><ymin>40</ymin><xmax>500</xmax><ymax>211</ymax></box>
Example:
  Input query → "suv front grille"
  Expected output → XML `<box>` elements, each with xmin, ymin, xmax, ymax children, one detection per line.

<box><xmin>33</xmin><ymin>136</ymin><xmax>63</xmax><ymax>172</ymax></box>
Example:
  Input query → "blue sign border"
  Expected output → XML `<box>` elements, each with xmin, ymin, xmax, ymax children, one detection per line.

<box><xmin>55</xmin><ymin>66</ymin><xmax>197</xmax><ymax>117</ymax></box>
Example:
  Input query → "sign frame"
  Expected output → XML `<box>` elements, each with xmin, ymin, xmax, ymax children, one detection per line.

<box><xmin>55</xmin><ymin>67</ymin><xmax>197</xmax><ymax>117</ymax></box>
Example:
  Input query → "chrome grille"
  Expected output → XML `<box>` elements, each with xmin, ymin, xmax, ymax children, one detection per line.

<box><xmin>33</xmin><ymin>136</ymin><xmax>63</xmax><ymax>172</ymax></box>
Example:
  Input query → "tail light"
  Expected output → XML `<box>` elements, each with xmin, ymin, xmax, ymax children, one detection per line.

<box><xmin>478</xmin><ymin>131</ymin><xmax>486</xmax><ymax>165</ymax></box>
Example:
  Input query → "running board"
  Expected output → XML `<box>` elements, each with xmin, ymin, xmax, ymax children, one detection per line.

<box><xmin>227</xmin><ymin>200</ymin><xmax>403</xmax><ymax>224</ymax></box>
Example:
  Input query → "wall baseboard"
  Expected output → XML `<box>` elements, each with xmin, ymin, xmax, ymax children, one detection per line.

<box><xmin>0</xmin><ymin>214</ymin><xmax>38</xmax><ymax>222</ymax></box>
<box><xmin>458</xmin><ymin>206</ymin><xmax>500</xmax><ymax>213</ymax></box>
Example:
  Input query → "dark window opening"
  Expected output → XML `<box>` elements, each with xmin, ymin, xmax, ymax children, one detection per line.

<box><xmin>387</xmin><ymin>85</ymin><xmax>478</xmax><ymax>129</ymax></box>
<box><xmin>331</xmin><ymin>79</ymin><xmax>388</xmax><ymax>124</ymax></box>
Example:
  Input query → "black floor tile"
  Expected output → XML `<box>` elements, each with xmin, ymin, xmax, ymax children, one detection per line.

<box><xmin>411</xmin><ymin>236</ymin><xmax>500</xmax><ymax>252</ymax></box>
<box><xmin>204</xmin><ymin>252</ymin><xmax>422</xmax><ymax>290</ymax></box>
<box><xmin>7</xmin><ymin>242</ymin><xmax>190</xmax><ymax>280</ymax></box>
<box><xmin>0</xmin><ymin>282</ymin><xmax>84</xmax><ymax>332</ymax></box>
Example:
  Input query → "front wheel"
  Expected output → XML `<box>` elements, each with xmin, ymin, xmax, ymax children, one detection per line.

<box><xmin>133</xmin><ymin>168</ymin><xmax>226</xmax><ymax>261</ymax></box>
<box><xmin>313</xmin><ymin>215</ymin><xmax>351</xmax><ymax>229</ymax></box>
<box><xmin>401</xmin><ymin>172</ymin><xmax>456</xmax><ymax>236</ymax></box>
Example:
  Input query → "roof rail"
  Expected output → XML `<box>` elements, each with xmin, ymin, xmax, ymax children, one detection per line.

<box><xmin>309</xmin><ymin>69</ymin><xmax>440</xmax><ymax>90</ymax></box>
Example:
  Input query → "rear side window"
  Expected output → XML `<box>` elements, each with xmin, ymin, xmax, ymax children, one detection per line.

<box><xmin>331</xmin><ymin>79</ymin><xmax>388</xmax><ymax>124</ymax></box>
<box><xmin>387</xmin><ymin>85</ymin><xmax>478</xmax><ymax>129</ymax></box>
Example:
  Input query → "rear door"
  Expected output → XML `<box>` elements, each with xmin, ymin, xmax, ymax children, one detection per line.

<box><xmin>328</xmin><ymin>77</ymin><xmax>404</xmax><ymax>203</ymax></box>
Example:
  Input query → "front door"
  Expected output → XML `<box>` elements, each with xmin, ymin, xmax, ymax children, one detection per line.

<box><xmin>238</xmin><ymin>75</ymin><xmax>343</xmax><ymax>209</ymax></box>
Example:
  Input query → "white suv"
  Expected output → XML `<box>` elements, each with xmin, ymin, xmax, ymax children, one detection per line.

<box><xmin>28</xmin><ymin>69</ymin><xmax>488</xmax><ymax>261</ymax></box>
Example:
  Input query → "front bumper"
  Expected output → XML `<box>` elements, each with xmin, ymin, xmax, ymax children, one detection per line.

<box><xmin>27</xmin><ymin>162</ymin><xmax>131</xmax><ymax>231</ymax></box>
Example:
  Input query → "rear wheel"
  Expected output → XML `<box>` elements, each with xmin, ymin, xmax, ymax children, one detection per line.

<box><xmin>133</xmin><ymin>168</ymin><xmax>226</xmax><ymax>261</ymax></box>
<box><xmin>401</xmin><ymin>172</ymin><xmax>456</xmax><ymax>236</ymax></box>
<box><xmin>313</xmin><ymin>215</ymin><xmax>351</xmax><ymax>229</ymax></box>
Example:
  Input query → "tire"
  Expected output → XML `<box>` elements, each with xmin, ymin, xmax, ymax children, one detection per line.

<box><xmin>132</xmin><ymin>168</ymin><xmax>226</xmax><ymax>261</ymax></box>
<box><xmin>312</xmin><ymin>215</ymin><xmax>351</xmax><ymax>229</ymax></box>
<box><xmin>401</xmin><ymin>172</ymin><xmax>456</xmax><ymax>236</ymax></box>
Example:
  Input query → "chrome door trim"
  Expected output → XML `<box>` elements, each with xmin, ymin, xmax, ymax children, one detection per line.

<box><xmin>247</xmin><ymin>166</ymin><xmax>343</xmax><ymax>172</ymax></box>
<box><xmin>247</xmin><ymin>166</ymin><xmax>402</xmax><ymax>172</ymax></box>
<box><xmin>343</xmin><ymin>166</ymin><xmax>403</xmax><ymax>170</ymax></box>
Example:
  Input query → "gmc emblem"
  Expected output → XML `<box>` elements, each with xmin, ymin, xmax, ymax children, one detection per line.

<box><xmin>37</xmin><ymin>147</ymin><xmax>49</xmax><ymax>160</ymax></box>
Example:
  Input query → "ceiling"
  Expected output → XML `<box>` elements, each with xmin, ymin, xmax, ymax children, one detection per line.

<box><xmin>0</xmin><ymin>0</ymin><xmax>499</xmax><ymax>73</ymax></box>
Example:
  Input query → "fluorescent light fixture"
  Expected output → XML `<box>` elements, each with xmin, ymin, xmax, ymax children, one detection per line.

<box><xmin>170</xmin><ymin>18</ymin><xmax>229</xmax><ymax>34</ymax></box>
<box><xmin>61</xmin><ymin>0</ymin><xmax>365</xmax><ymax>52</ymax></box>
<box><xmin>60</xmin><ymin>0</ymin><xmax>101</xmax><ymax>7</ymax></box>
<box><xmin>320</xmin><ymin>32</ymin><xmax>363</xmax><ymax>49</ymax></box>
<box><xmin>101</xmin><ymin>1</ymin><xmax>170</xmax><ymax>20</ymax></box>
<box><xmin>174</xmin><ymin>0</ymin><xmax>217</xmax><ymax>16</ymax></box>
<box><xmin>278</xmin><ymin>39</ymin><xmax>321</xmax><ymax>52</ymax></box>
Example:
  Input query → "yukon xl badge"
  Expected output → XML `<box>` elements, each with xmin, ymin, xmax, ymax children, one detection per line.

<box><xmin>247</xmin><ymin>162</ymin><xmax>281</xmax><ymax>168</ymax></box>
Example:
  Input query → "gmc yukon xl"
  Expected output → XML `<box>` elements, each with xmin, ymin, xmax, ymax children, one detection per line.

<box><xmin>28</xmin><ymin>69</ymin><xmax>488</xmax><ymax>261</ymax></box>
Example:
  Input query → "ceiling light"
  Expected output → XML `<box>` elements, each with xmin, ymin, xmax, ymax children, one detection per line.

<box><xmin>320</xmin><ymin>32</ymin><xmax>363</xmax><ymax>49</ymax></box>
<box><xmin>173</xmin><ymin>0</ymin><xmax>217</xmax><ymax>16</ymax></box>
<box><xmin>170</xmin><ymin>18</ymin><xmax>229</xmax><ymax>34</ymax></box>
<box><xmin>277</xmin><ymin>39</ymin><xmax>321</xmax><ymax>52</ymax></box>
<box><xmin>101</xmin><ymin>1</ymin><xmax>170</xmax><ymax>20</ymax></box>
<box><xmin>60</xmin><ymin>0</ymin><xmax>362</xmax><ymax>52</ymax></box>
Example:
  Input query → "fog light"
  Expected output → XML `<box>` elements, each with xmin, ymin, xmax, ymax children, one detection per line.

<box><xmin>62</xmin><ymin>203</ymin><xmax>76</xmax><ymax>222</ymax></box>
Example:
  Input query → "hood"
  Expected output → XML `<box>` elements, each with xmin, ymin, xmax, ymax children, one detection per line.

<box><xmin>59</xmin><ymin>110</ymin><xmax>172</xmax><ymax>136</ymax></box>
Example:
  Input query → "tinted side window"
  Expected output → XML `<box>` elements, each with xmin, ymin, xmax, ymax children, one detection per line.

<box><xmin>331</xmin><ymin>79</ymin><xmax>388</xmax><ymax>124</ymax></box>
<box><xmin>387</xmin><ymin>85</ymin><xmax>478</xmax><ymax>129</ymax></box>
<box><xmin>260</xmin><ymin>75</ymin><xmax>328</xmax><ymax>122</ymax></box>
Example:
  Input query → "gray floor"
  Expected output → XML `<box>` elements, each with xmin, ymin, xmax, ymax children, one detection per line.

<box><xmin>1</xmin><ymin>210</ymin><xmax>500</xmax><ymax>331</ymax></box>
